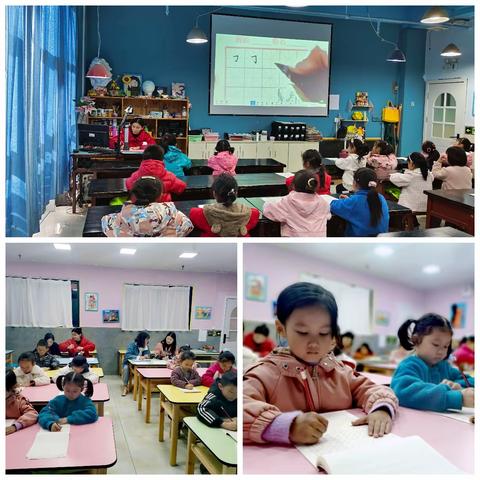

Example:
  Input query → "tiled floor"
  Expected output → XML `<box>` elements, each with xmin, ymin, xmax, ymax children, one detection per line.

<box><xmin>102</xmin><ymin>375</ymin><xmax>198</xmax><ymax>474</ymax></box>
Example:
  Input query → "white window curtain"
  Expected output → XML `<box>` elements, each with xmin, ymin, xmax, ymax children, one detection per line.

<box><xmin>6</xmin><ymin>277</ymin><xmax>72</xmax><ymax>327</ymax></box>
<box><xmin>122</xmin><ymin>284</ymin><xmax>191</xmax><ymax>331</ymax></box>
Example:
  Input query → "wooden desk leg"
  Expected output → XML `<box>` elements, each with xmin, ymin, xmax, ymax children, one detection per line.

<box><xmin>145</xmin><ymin>379</ymin><xmax>152</xmax><ymax>423</ymax></box>
<box><xmin>133</xmin><ymin>367</ymin><xmax>138</xmax><ymax>401</ymax></box>
<box><xmin>118</xmin><ymin>353</ymin><xmax>121</xmax><ymax>376</ymax></box>
<box><xmin>97</xmin><ymin>403</ymin><xmax>104</xmax><ymax>416</ymax></box>
<box><xmin>426</xmin><ymin>198</ymin><xmax>433</xmax><ymax>228</ymax></box>
<box><xmin>186</xmin><ymin>428</ymin><xmax>196</xmax><ymax>474</ymax></box>
<box><xmin>159</xmin><ymin>394</ymin><xmax>165</xmax><ymax>442</ymax></box>
<box><xmin>72</xmin><ymin>169</ymin><xmax>77</xmax><ymax>214</ymax></box>
<box><xmin>137</xmin><ymin>377</ymin><xmax>143</xmax><ymax>411</ymax></box>
<box><xmin>128</xmin><ymin>365</ymin><xmax>134</xmax><ymax>392</ymax></box>
<box><xmin>170</xmin><ymin>404</ymin><xmax>180</xmax><ymax>466</ymax></box>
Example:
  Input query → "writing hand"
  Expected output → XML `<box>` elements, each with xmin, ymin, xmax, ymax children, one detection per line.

<box><xmin>67</xmin><ymin>344</ymin><xmax>74</xmax><ymax>350</ymax></box>
<box><xmin>289</xmin><ymin>412</ymin><xmax>329</xmax><ymax>445</ymax></box>
<box><xmin>185</xmin><ymin>383</ymin><xmax>193</xmax><ymax>390</ymax></box>
<box><xmin>6</xmin><ymin>425</ymin><xmax>16</xmax><ymax>435</ymax></box>
<box><xmin>441</xmin><ymin>379</ymin><xmax>462</xmax><ymax>390</ymax></box>
<box><xmin>58</xmin><ymin>418</ymin><xmax>68</xmax><ymax>425</ymax></box>
<box><xmin>221</xmin><ymin>420</ymin><xmax>237</xmax><ymax>431</ymax></box>
<box><xmin>462</xmin><ymin>388</ymin><xmax>474</xmax><ymax>407</ymax></box>
<box><xmin>352</xmin><ymin>410</ymin><xmax>392</xmax><ymax>437</ymax></box>
<box><xmin>51</xmin><ymin>423</ymin><xmax>62</xmax><ymax>432</ymax></box>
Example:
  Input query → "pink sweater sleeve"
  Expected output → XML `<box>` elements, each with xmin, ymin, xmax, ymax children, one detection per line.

<box><xmin>16</xmin><ymin>396</ymin><xmax>39</xmax><ymax>429</ymax></box>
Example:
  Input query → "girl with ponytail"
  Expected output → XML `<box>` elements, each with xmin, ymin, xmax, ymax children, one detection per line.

<box><xmin>389</xmin><ymin>152</ymin><xmax>433</xmax><ymax>212</ymax></box>
<box><xmin>421</xmin><ymin>141</ymin><xmax>440</xmax><ymax>170</ymax></box>
<box><xmin>38</xmin><ymin>372</ymin><xmax>98</xmax><ymax>431</ymax></box>
<box><xmin>391</xmin><ymin>314</ymin><xmax>475</xmax><ymax>412</ymax></box>
<box><xmin>330</xmin><ymin>168</ymin><xmax>389</xmax><ymax>236</ymax></box>
<box><xmin>263</xmin><ymin>169</ymin><xmax>331</xmax><ymax>236</ymax></box>
<box><xmin>102</xmin><ymin>176</ymin><xmax>193</xmax><ymax>237</ymax></box>
<box><xmin>189</xmin><ymin>173</ymin><xmax>260</xmax><ymax>237</ymax></box>
<box><xmin>335</xmin><ymin>139</ymin><xmax>370</xmax><ymax>192</ymax></box>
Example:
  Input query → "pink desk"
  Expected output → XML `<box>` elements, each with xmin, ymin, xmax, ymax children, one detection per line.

<box><xmin>22</xmin><ymin>383</ymin><xmax>110</xmax><ymax>416</ymax></box>
<box><xmin>361</xmin><ymin>361</ymin><xmax>397</xmax><ymax>374</ymax></box>
<box><xmin>360</xmin><ymin>372</ymin><xmax>392</xmax><ymax>385</ymax></box>
<box><xmin>243</xmin><ymin>407</ymin><xmax>474</xmax><ymax>474</ymax></box>
<box><xmin>6</xmin><ymin>417</ymin><xmax>116</xmax><ymax>473</ymax></box>
<box><xmin>137</xmin><ymin>367</ymin><xmax>207</xmax><ymax>423</ymax></box>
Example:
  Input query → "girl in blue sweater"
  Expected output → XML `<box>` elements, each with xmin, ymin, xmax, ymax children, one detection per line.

<box><xmin>330</xmin><ymin>168</ymin><xmax>389</xmax><ymax>237</ymax></box>
<box><xmin>391</xmin><ymin>314</ymin><xmax>475</xmax><ymax>412</ymax></box>
<box><xmin>38</xmin><ymin>372</ymin><xmax>98</xmax><ymax>431</ymax></box>
<box><xmin>161</xmin><ymin>133</ymin><xmax>192</xmax><ymax>177</ymax></box>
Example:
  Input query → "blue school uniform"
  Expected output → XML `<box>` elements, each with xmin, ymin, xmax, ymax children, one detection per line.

<box><xmin>391</xmin><ymin>355</ymin><xmax>475</xmax><ymax>412</ymax></box>
<box><xmin>329</xmin><ymin>190</ymin><xmax>389</xmax><ymax>237</ymax></box>
<box><xmin>38</xmin><ymin>394</ymin><xmax>98</xmax><ymax>430</ymax></box>
<box><xmin>163</xmin><ymin>146</ymin><xmax>192</xmax><ymax>177</ymax></box>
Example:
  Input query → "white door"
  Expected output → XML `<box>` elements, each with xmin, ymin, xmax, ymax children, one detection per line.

<box><xmin>220</xmin><ymin>297</ymin><xmax>237</xmax><ymax>354</ymax></box>
<box><xmin>423</xmin><ymin>80</ymin><xmax>467</xmax><ymax>153</ymax></box>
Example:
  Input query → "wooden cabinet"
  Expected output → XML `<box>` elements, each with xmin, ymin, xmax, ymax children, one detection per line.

<box><xmin>235</xmin><ymin>142</ymin><xmax>258</xmax><ymax>159</ymax></box>
<box><xmin>188</xmin><ymin>142</ymin><xmax>205</xmax><ymax>159</ymax></box>
<box><xmin>270</xmin><ymin>143</ymin><xmax>290</xmax><ymax>170</ymax></box>
<box><xmin>288</xmin><ymin>142</ymin><xmax>315</xmax><ymax>172</ymax></box>
<box><xmin>85</xmin><ymin>96</ymin><xmax>190</xmax><ymax>154</ymax></box>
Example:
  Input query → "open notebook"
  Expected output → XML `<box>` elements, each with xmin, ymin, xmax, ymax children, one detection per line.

<box><xmin>296</xmin><ymin>411</ymin><xmax>463</xmax><ymax>474</ymax></box>
<box><xmin>430</xmin><ymin>407</ymin><xmax>475</xmax><ymax>424</ymax></box>
<box><xmin>179</xmin><ymin>388</ymin><xmax>201</xmax><ymax>393</ymax></box>
<box><xmin>26</xmin><ymin>425</ymin><xmax>71</xmax><ymax>459</ymax></box>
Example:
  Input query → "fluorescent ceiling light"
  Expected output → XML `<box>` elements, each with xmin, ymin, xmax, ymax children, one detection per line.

<box><xmin>120</xmin><ymin>248</ymin><xmax>137</xmax><ymax>255</ymax></box>
<box><xmin>179</xmin><ymin>252</ymin><xmax>198</xmax><ymax>259</ymax></box>
<box><xmin>53</xmin><ymin>244</ymin><xmax>71</xmax><ymax>251</ymax></box>
<box><xmin>374</xmin><ymin>246</ymin><xmax>394</xmax><ymax>257</ymax></box>
<box><xmin>423</xmin><ymin>264</ymin><xmax>440</xmax><ymax>275</ymax></box>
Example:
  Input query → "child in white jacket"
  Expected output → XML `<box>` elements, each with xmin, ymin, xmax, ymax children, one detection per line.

<box><xmin>52</xmin><ymin>355</ymin><xmax>99</xmax><ymax>384</ymax></box>
<box><xmin>389</xmin><ymin>152</ymin><xmax>433</xmax><ymax>212</ymax></box>
<box><xmin>335</xmin><ymin>139</ymin><xmax>370</xmax><ymax>193</ymax></box>
<box><xmin>366</xmin><ymin>140</ymin><xmax>397</xmax><ymax>180</ymax></box>
<box><xmin>14</xmin><ymin>352</ymin><xmax>50</xmax><ymax>387</ymax></box>
<box><xmin>263</xmin><ymin>170</ymin><xmax>331</xmax><ymax>237</ymax></box>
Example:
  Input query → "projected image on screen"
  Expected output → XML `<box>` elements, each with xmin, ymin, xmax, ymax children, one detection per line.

<box><xmin>213</xmin><ymin>34</ymin><xmax>329</xmax><ymax>108</ymax></box>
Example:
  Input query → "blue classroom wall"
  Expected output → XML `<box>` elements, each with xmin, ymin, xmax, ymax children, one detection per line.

<box><xmin>84</xmin><ymin>6</ymin><xmax>429</xmax><ymax>155</ymax></box>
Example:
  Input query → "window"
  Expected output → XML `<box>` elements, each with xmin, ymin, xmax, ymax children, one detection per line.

<box><xmin>432</xmin><ymin>93</ymin><xmax>456</xmax><ymax>138</ymax></box>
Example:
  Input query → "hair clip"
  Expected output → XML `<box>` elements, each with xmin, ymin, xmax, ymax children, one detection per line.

<box><xmin>368</xmin><ymin>181</ymin><xmax>377</xmax><ymax>188</ymax></box>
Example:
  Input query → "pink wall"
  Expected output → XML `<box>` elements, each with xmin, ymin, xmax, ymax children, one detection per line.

<box><xmin>244</xmin><ymin>245</ymin><xmax>474</xmax><ymax>338</ymax></box>
<box><xmin>7</xmin><ymin>263</ymin><xmax>236</xmax><ymax>330</ymax></box>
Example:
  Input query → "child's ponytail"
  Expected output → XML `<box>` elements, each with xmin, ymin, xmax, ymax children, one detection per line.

<box><xmin>409</xmin><ymin>152</ymin><xmax>429</xmax><ymax>181</ymax></box>
<box><xmin>56</xmin><ymin>371</ymin><xmax>94</xmax><ymax>397</ymax></box>
<box><xmin>354</xmin><ymin>168</ymin><xmax>382</xmax><ymax>227</ymax></box>
<box><xmin>397</xmin><ymin>319</ymin><xmax>418</xmax><ymax>350</ymax></box>
<box><xmin>302</xmin><ymin>149</ymin><xmax>325</xmax><ymax>188</ymax></box>
<box><xmin>83</xmin><ymin>378</ymin><xmax>94</xmax><ymax>397</ymax></box>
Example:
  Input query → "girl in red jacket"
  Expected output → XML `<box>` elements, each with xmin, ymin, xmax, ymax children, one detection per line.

<box><xmin>125</xmin><ymin>145</ymin><xmax>186</xmax><ymax>202</ymax></box>
<box><xmin>285</xmin><ymin>149</ymin><xmax>331</xmax><ymax>195</ymax></box>
<box><xmin>109</xmin><ymin>118</ymin><xmax>156</xmax><ymax>150</ymax></box>
<box><xmin>189</xmin><ymin>173</ymin><xmax>259</xmax><ymax>236</ymax></box>
<box><xmin>202</xmin><ymin>351</ymin><xmax>236</xmax><ymax>387</ymax></box>
<box><xmin>243</xmin><ymin>324</ymin><xmax>276</xmax><ymax>357</ymax></box>
<box><xmin>59</xmin><ymin>328</ymin><xmax>96</xmax><ymax>357</ymax></box>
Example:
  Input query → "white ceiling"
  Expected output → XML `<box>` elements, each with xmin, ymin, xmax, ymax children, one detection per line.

<box><xmin>274</xmin><ymin>243</ymin><xmax>473</xmax><ymax>290</ymax></box>
<box><xmin>6</xmin><ymin>243</ymin><xmax>237</xmax><ymax>273</ymax></box>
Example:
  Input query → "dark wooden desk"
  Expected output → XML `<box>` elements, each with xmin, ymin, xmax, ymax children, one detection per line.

<box><xmin>71</xmin><ymin>153</ymin><xmax>285</xmax><ymax>212</ymax></box>
<box><xmin>379</xmin><ymin>227</ymin><xmax>472</xmax><ymax>237</ymax></box>
<box><xmin>88</xmin><ymin>173</ymin><xmax>288</xmax><ymax>204</ymax></box>
<box><xmin>424</xmin><ymin>189</ymin><xmax>474</xmax><ymax>235</ymax></box>
<box><xmin>246</xmin><ymin>195</ymin><xmax>413</xmax><ymax>237</ymax></box>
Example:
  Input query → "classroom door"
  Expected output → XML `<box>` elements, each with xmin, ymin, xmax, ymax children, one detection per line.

<box><xmin>423</xmin><ymin>80</ymin><xmax>467</xmax><ymax>153</ymax></box>
<box><xmin>220</xmin><ymin>297</ymin><xmax>237</xmax><ymax>354</ymax></box>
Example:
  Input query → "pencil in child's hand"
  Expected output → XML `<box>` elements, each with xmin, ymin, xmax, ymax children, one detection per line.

<box><xmin>221</xmin><ymin>406</ymin><xmax>233</xmax><ymax>421</ymax></box>
<box><xmin>460</xmin><ymin>371</ymin><xmax>471</xmax><ymax>388</ymax></box>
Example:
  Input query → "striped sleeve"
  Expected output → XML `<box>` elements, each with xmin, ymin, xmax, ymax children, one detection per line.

<box><xmin>197</xmin><ymin>393</ymin><xmax>223</xmax><ymax>427</ymax></box>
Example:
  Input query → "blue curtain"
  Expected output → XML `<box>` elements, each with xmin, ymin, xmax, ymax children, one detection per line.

<box><xmin>6</xmin><ymin>6</ymin><xmax>77</xmax><ymax>236</ymax></box>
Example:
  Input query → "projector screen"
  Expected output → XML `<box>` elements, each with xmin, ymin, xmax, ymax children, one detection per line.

<box><xmin>209</xmin><ymin>14</ymin><xmax>332</xmax><ymax>116</ymax></box>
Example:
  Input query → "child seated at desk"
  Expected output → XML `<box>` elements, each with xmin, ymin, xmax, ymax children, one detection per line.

<box><xmin>335</xmin><ymin>139</ymin><xmax>370</xmax><ymax>193</ymax></box>
<box><xmin>208</xmin><ymin>139</ymin><xmax>238</xmax><ymax>176</ymax></box>
<box><xmin>330</xmin><ymin>168</ymin><xmax>389</xmax><ymax>237</ymax></box>
<box><xmin>244</xmin><ymin>282</ymin><xmax>399</xmax><ymax>445</ymax></box>
<box><xmin>202</xmin><ymin>351</ymin><xmax>236</xmax><ymax>387</ymax></box>
<box><xmin>44</xmin><ymin>333</ymin><xmax>61</xmax><ymax>356</ymax></box>
<box><xmin>354</xmin><ymin>343</ymin><xmax>375</xmax><ymax>361</ymax></box>
<box><xmin>453</xmin><ymin>336</ymin><xmax>474</xmax><ymax>370</ymax></box>
<box><xmin>391</xmin><ymin>314</ymin><xmax>475</xmax><ymax>412</ymax></box>
<box><xmin>189</xmin><ymin>173</ymin><xmax>260</xmax><ymax>237</ymax></box>
<box><xmin>432</xmin><ymin>147</ymin><xmax>473</xmax><ymax>190</ymax></box>
<box><xmin>122</xmin><ymin>331</ymin><xmax>151</xmax><ymax>396</ymax></box>
<box><xmin>109</xmin><ymin>118</ymin><xmax>156</xmax><ymax>150</ymax></box>
<box><xmin>366</xmin><ymin>140</ymin><xmax>397</xmax><ymax>181</ymax></box>
<box><xmin>38</xmin><ymin>372</ymin><xmax>98</xmax><ymax>432</ymax></box>
<box><xmin>170</xmin><ymin>351</ymin><xmax>202</xmax><ymax>389</ymax></box>
<box><xmin>389</xmin><ymin>152</ymin><xmax>433</xmax><ymax>212</ymax></box>
<box><xmin>454</xmin><ymin>138</ymin><xmax>474</xmax><ymax>169</ymax></box>
<box><xmin>6</xmin><ymin>369</ymin><xmax>38</xmax><ymax>435</ymax></box>
<box><xmin>161</xmin><ymin>133</ymin><xmax>192</xmax><ymax>177</ymax></box>
<box><xmin>285</xmin><ymin>149</ymin><xmax>331</xmax><ymax>195</ymax></box>
<box><xmin>422</xmin><ymin>141</ymin><xmax>440</xmax><ymax>170</ymax></box>
<box><xmin>13</xmin><ymin>352</ymin><xmax>50</xmax><ymax>387</ymax></box>
<box><xmin>243</xmin><ymin>324</ymin><xmax>276</xmax><ymax>358</ymax></box>
<box><xmin>197</xmin><ymin>371</ymin><xmax>237</xmax><ymax>431</ymax></box>
<box><xmin>102</xmin><ymin>177</ymin><xmax>193</xmax><ymax>237</ymax></box>
<box><xmin>167</xmin><ymin>345</ymin><xmax>199</xmax><ymax>370</ymax></box>
<box><xmin>53</xmin><ymin>355</ymin><xmax>99</xmax><ymax>384</ymax></box>
<box><xmin>32</xmin><ymin>339</ymin><xmax>60</xmax><ymax>369</ymax></box>
<box><xmin>125</xmin><ymin>145</ymin><xmax>186</xmax><ymax>201</ymax></box>
<box><xmin>263</xmin><ymin>170</ymin><xmax>331</xmax><ymax>237</ymax></box>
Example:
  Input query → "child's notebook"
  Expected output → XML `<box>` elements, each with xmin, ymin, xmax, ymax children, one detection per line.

<box><xmin>431</xmin><ymin>407</ymin><xmax>475</xmax><ymax>424</ymax></box>
<box><xmin>296</xmin><ymin>411</ymin><xmax>463</xmax><ymax>474</ymax></box>
<box><xmin>26</xmin><ymin>425</ymin><xmax>71</xmax><ymax>460</ymax></box>
<box><xmin>179</xmin><ymin>388</ymin><xmax>201</xmax><ymax>393</ymax></box>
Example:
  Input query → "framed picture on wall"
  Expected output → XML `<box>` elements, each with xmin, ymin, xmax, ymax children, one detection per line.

<box><xmin>450</xmin><ymin>302</ymin><xmax>467</xmax><ymax>329</ymax></box>
<box><xmin>245</xmin><ymin>273</ymin><xmax>267</xmax><ymax>302</ymax></box>
<box><xmin>194</xmin><ymin>306</ymin><xmax>212</xmax><ymax>320</ymax></box>
<box><xmin>85</xmin><ymin>292</ymin><xmax>98</xmax><ymax>312</ymax></box>
<box><xmin>102</xmin><ymin>309</ymin><xmax>120</xmax><ymax>323</ymax></box>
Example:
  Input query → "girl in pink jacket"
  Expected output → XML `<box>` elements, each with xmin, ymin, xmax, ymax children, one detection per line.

<box><xmin>263</xmin><ymin>170</ymin><xmax>331</xmax><ymax>237</ymax></box>
<box><xmin>6</xmin><ymin>369</ymin><xmax>38</xmax><ymax>435</ymax></box>
<box><xmin>202</xmin><ymin>351</ymin><xmax>236</xmax><ymax>387</ymax></box>
<box><xmin>366</xmin><ymin>140</ymin><xmax>397</xmax><ymax>180</ymax></box>
<box><xmin>208</xmin><ymin>140</ymin><xmax>238</xmax><ymax>176</ymax></box>
<box><xmin>244</xmin><ymin>282</ymin><xmax>399</xmax><ymax>445</ymax></box>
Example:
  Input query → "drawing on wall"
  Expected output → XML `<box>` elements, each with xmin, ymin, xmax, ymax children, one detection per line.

<box><xmin>102</xmin><ymin>309</ymin><xmax>120</xmax><ymax>323</ymax></box>
<box><xmin>85</xmin><ymin>292</ymin><xmax>98</xmax><ymax>312</ymax></box>
<box><xmin>450</xmin><ymin>302</ymin><xmax>467</xmax><ymax>329</ymax></box>
<box><xmin>194</xmin><ymin>306</ymin><xmax>212</xmax><ymax>320</ymax></box>
<box><xmin>375</xmin><ymin>310</ymin><xmax>390</xmax><ymax>326</ymax></box>
<box><xmin>245</xmin><ymin>273</ymin><xmax>267</xmax><ymax>302</ymax></box>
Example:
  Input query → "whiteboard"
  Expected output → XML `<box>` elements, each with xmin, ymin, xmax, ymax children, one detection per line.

<box><xmin>300</xmin><ymin>273</ymin><xmax>372</xmax><ymax>334</ymax></box>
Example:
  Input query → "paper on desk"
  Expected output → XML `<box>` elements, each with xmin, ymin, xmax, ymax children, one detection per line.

<box><xmin>431</xmin><ymin>407</ymin><xmax>475</xmax><ymax>424</ymax></box>
<box><xmin>226</xmin><ymin>431</ymin><xmax>238</xmax><ymax>442</ymax></box>
<box><xmin>322</xmin><ymin>195</ymin><xmax>338</xmax><ymax>205</ymax></box>
<box><xmin>179</xmin><ymin>388</ymin><xmax>201</xmax><ymax>393</ymax></box>
<box><xmin>26</xmin><ymin>425</ymin><xmax>70</xmax><ymax>459</ymax></box>
<box><xmin>275</xmin><ymin>172</ymin><xmax>293</xmax><ymax>178</ymax></box>
<box><xmin>198</xmin><ymin>330</ymin><xmax>208</xmax><ymax>342</ymax></box>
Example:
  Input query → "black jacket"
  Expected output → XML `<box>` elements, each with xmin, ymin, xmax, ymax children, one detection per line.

<box><xmin>197</xmin><ymin>388</ymin><xmax>237</xmax><ymax>427</ymax></box>
<box><xmin>32</xmin><ymin>351</ymin><xmax>59</xmax><ymax>369</ymax></box>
